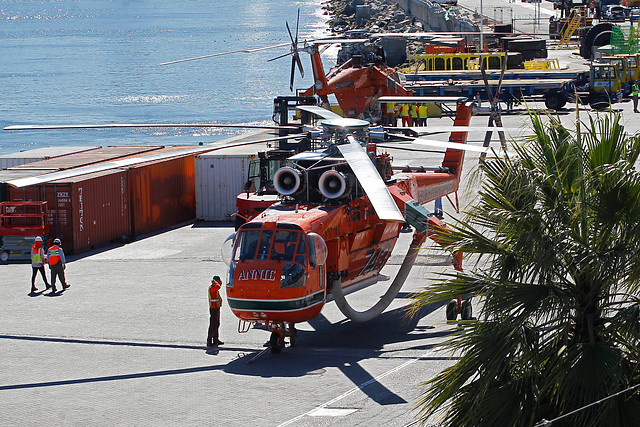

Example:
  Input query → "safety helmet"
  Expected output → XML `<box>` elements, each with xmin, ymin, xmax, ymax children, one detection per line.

<box><xmin>212</xmin><ymin>275</ymin><xmax>221</xmax><ymax>282</ymax></box>
<box><xmin>35</xmin><ymin>236</ymin><xmax>43</xmax><ymax>242</ymax></box>
<box><xmin>53</xmin><ymin>238</ymin><xmax>61</xmax><ymax>245</ymax></box>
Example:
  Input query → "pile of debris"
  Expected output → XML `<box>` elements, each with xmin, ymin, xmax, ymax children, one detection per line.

<box><xmin>321</xmin><ymin>0</ymin><xmax>479</xmax><ymax>55</ymax></box>
<box><xmin>322</xmin><ymin>0</ymin><xmax>424</xmax><ymax>35</ymax></box>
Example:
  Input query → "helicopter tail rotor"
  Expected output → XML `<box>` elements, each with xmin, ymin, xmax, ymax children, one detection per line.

<box><xmin>286</xmin><ymin>9</ymin><xmax>305</xmax><ymax>91</ymax></box>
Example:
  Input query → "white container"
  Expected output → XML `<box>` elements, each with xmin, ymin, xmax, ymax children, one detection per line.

<box><xmin>0</xmin><ymin>146</ymin><xmax>100</xmax><ymax>170</ymax></box>
<box><xmin>195</xmin><ymin>153</ymin><xmax>256</xmax><ymax>221</ymax></box>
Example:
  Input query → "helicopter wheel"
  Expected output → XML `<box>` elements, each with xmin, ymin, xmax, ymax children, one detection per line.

<box><xmin>288</xmin><ymin>323</ymin><xmax>297</xmax><ymax>347</ymax></box>
<box><xmin>446</xmin><ymin>299</ymin><xmax>458</xmax><ymax>321</ymax></box>
<box><xmin>269</xmin><ymin>331</ymin><xmax>284</xmax><ymax>353</ymax></box>
<box><xmin>460</xmin><ymin>299</ymin><xmax>473</xmax><ymax>320</ymax></box>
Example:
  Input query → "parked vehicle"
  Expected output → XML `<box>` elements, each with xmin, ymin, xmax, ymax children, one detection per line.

<box><xmin>401</xmin><ymin>62</ymin><xmax>623</xmax><ymax>111</ymax></box>
<box><xmin>603</xmin><ymin>5</ymin><xmax>627</xmax><ymax>21</ymax></box>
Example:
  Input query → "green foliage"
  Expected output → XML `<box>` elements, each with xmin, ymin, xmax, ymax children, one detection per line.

<box><xmin>411</xmin><ymin>111</ymin><xmax>640</xmax><ymax>426</ymax></box>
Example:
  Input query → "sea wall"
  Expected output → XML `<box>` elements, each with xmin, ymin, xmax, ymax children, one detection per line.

<box><xmin>389</xmin><ymin>0</ymin><xmax>479</xmax><ymax>33</ymax></box>
<box><xmin>323</xmin><ymin>0</ymin><xmax>479</xmax><ymax>38</ymax></box>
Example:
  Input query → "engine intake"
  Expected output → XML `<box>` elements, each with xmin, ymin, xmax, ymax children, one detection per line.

<box><xmin>274</xmin><ymin>167</ymin><xmax>303</xmax><ymax>196</ymax></box>
<box><xmin>319</xmin><ymin>170</ymin><xmax>350</xmax><ymax>199</ymax></box>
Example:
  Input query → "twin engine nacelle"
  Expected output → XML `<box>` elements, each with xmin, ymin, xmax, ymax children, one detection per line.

<box><xmin>273</xmin><ymin>167</ymin><xmax>353</xmax><ymax>200</ymax></box>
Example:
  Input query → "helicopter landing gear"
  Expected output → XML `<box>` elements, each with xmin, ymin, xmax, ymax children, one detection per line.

<box><xmin>446</xmin><ymin>299</ymin><xmax>458</xmax><ymax>321</ymax></box>
<box><xmin>446</xmin><ymin>296</ymin><xmax>474</xmax><ymax>321</ymax></box>
<box><xmin>268</xmin><ymin>322</ymin><xmax>296</xmax><ymax>353</ymax></box>
<box><xmin>269</xmin><ymin>330</ymin><xmax>284</xmax><ymax>353</ymax></box>
<box><xmin>289</xmin><ymin>323</ymin><xmax>297</xmax><ymax>347</ymax></box>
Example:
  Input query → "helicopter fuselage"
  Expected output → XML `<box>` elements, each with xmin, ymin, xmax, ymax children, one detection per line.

<box><xmin>227</xmin><ymin>193</ymin><xmax>402</xmax><ymax>324</ymax></box>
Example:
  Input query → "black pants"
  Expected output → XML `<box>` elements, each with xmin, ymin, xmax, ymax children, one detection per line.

<box><xmin>207</xmin><ymin>307</ymin><xmax>220</xmax><ymax>344</ymax></box>
<box><xmin>31</xmin><ymin>266</ymin><xmax>49</xmax><ymax>288</ymax></box>
<box><xmin>50</xmin><ymin>263</ymin><xmax>67</xmax><ymax>289</ymax></box>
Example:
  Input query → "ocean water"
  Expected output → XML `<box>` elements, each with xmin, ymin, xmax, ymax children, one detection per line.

<box><xmin>0</xmin><ymin>0</ymin><xmax>329</xmax><ymax>155</ymax></box>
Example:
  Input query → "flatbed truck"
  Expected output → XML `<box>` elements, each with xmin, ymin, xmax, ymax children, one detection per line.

<box><xmin>399</xmin><ymin>64</ymin><xmax>623</xmax><ymax>110</ymax></box>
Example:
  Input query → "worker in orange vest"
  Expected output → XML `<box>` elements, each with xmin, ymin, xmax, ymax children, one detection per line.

<box><xmin>47</xmin><ymin>238</ymin><xmax>69</xmax><ymax>293</ymax></box>
<box><xmin>30</xmin><ymin>236</ymin><xmax>50</xmax><ymax>293</ymax></box>
<box><xmin>399</xmin><ymin>103</ymin><xmax>410</xmax><ymax>127</ymax></box>
<box><xmin>207</xmin><ymin>275</ymin><xmax>224</xmax><ymax>347</ymax></box>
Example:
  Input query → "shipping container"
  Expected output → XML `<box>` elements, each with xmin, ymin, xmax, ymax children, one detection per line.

<box><xmin>9</xmin><ymin>169</ymin><xmax>131</xmax><ymax>255</ymax></box>
<box><xmin>195</xmin><ymin>153</ymin><xmax>256</xmax><ymax>221</ymax></box>
<box><xmin>9</xmin><ymin>146</ymin><xmax>162</xmax><ymax>171</ymax></box>
<box><xmin>0</xmin><ymin>146</ymin><xmax>101</xmax><ymax>170</ymax></box>
<box><xmin>127</xmin><ymin>153</ymin><xmax>196</xmax><ymax>237</ymax></box>
<box><xmin>0</xmin><ymin>170</ymin><xmax>49</xmax><ymax>202</ymax></box>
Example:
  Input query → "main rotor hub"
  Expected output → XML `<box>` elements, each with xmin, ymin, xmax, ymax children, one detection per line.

<box><xmin>320</xmin><ymin>118</ymin><xmax>369</xmax><ymax>131</ymax></box>
<box><xmin>321</xmin><ymin>118</ymin><xmax>370</xmax><ymax>145</ymax></box>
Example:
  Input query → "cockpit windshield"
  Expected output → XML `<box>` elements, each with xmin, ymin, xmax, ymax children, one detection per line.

<box><xmin>234</xmin><ymin>225</ymin><xmax>306</xmax><ymax>265</ymax></box>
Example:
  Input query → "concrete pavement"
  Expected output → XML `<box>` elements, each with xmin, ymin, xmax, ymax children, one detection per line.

<box><xmin>3</xmin><ymin>55</ymin><xmax>640</xmax><ymax>425</ymax></box>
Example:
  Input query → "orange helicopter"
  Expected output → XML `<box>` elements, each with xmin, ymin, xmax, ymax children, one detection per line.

<box><xmin>224</xmin><ymin>97</ymin><xmax>481</xmax><ymax>354</ymax></box>
<box><xmin>6</xmin><ymin>18</ymin><xmax>502</xmax><ymax>355</ymax></box>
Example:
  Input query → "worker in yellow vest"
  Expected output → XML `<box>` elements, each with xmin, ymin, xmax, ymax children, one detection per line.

<box><xmin>47</xmin><ymin>238</ymin><xmax>69</xmax><ymax>293</ymax></box>
<box><xmin>30</xmin><ymin>236</ymin><xmax>50</xmax><ymax>293</ymax></box>
<box><xmin>399</xmin><ymin>103</ymin><xmax>410</xmax><ymax>126</ymax></box>
<box><xmin>418</xmin><ymin>103</ymin><xmax>429</xmax><ymax>126</ymax></box>
<box><xmin>207</xmin><ymin>275</ymin><xmax>224</xmax><ymax>347</ymax></box>
<box><xmin>384</xmin><ymin>102</ymin><xmax>396</xmax><ymax>126</ymax></box>
<box><xmin>411</xmin><ymin>103</ymin><xmax>419</xmax><ymax>126</ymax></box>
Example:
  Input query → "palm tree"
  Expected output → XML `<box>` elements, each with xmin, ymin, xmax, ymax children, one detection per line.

<box><xmin>411</xmin><ymin>110</ymin><xmax>640</xmax><ymax>426</ymax></box>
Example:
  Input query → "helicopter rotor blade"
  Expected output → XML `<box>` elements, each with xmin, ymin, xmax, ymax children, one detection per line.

<box><xmin>290</xmin><ymin>55</ymin><xmax>296</xmax><ymax>92</ymax></box>
<box><xmin>159</xmin><ymin>42</ymin><xmax>290</xmax><ymax>66</ymax></box>
<box><xmin>296</xmin><ymin>105</ymin><xmax>342</xmax><ymax>120</ymax></box>
<box><xmin>385</xmin><ymin>125</ymin><xmax>520</xmax><ymax>134</ymax></box>
<box><xmin>268</xmin><ymin>50</ymin><xmax>294</xmax><ymax>62</ymax></box>
<box><xmin>295</xmin><ymin>8</ymin><xmax>300</xmax><ymax>46</ymax></box>
<box><xmin>401</xmin><ymin>137</ymin><xmax>493</xmax><ymax>153</ymax></box>
<box><xmin>8</xmin><ymin>133</ymin><xmax>307</xmax><ymax>189</ymax></box>
<box><xmin>293</xmin><ymin>9</ymin><xmax>303</xmax><ymax>78</ymax></box>
<box><xmin>4</xmin><ymin>123</ymin><xmax>298</xmax><ymax>131</ymax></box>
<box><xmin>285</xmin><ymin>16</ymin><xmax>304</xmax><ymax>89</ymax></box>
<box><xmin>338</xmin><ymin>137</ymin><xmax>404</xmax><ymax>223</ymax></box>
<box><xmin>294</xmin><ymin>52</ymin><xmax>304</xmax><ymax>78</ymax></box>
<box><xmin>286</xmin><ymin>20</ymin><xmax>297</xmax><ymax>50</ymax></box>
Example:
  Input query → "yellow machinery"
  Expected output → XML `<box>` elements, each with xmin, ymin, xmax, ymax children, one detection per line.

<box><xmin>559</xmin><ymin>9</ymin><xmax>582</xmax><ymax>47</ymax></box>
<box><xmin>398</xmin><ymin>52</ymin><xmax>507</xmax><ymax>73</ymax></box>
<box><xmin>524</xmin><ymin>58</ymin><xmax>561</xmax><ymax>69</ymax></box>
<box><xmin>602</xmin><ymin>56</ymin><xmax>633</xmax><ymax>95</ymax></box>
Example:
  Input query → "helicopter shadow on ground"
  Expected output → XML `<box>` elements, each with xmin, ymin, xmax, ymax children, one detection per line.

<box><xmin>223</xmin><ymin>298</ymin><xmax>455</xmax><ymax>406</ymax></box>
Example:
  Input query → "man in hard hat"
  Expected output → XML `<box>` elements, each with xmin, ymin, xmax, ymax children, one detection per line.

<box><xmin>207</xmin><ymin>275</ymin><xmax>224</xmax><ymax>347</ymax></box>
<box><xmin>47</xmin><ymin>238</ymin><xmax>69</xmax><ymax>293</ymax></box>
<box><xmin>30</xmin><ymin>236</ymin><xmax>50</xmax><ymax>293</ymax></box>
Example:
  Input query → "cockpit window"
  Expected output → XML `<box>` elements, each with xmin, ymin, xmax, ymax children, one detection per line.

<box><xmin>271</xmin><ymin>230</ymin><xmax>298</xmax><ymax>261</ymax></box>
<box><xmin>235</xmin><ymin>226</ymin><xmax>308</xmax><ymax>266</ymax></box>
<box><xmin>235</xmin><ymin>229</ymin><xmax>260</xmax><ymax>260</ymax></box>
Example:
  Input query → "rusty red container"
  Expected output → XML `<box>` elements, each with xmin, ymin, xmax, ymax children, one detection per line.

<box><xmin>9</xmin><ymin>169</ymin><xmax>131</xmax><ymax>254</ymax></box>
<box><xmin>9</xmin><ymin>146</ymin><xmax>161</xmax><ymax>171</ymax></box>
<box><xmin>127</xmin><ymin>152</ymin><xmax>196</xmax><ymax>237</ymax></box>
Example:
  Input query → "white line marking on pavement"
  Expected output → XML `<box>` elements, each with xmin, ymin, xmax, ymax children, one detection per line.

<box><xmin>309</xmin><ymin>408</ymin><xmax>358</xmax><ymax>417</ymax></box>
<box><xmin>277</xmin><ymin>349</ymin><xmax>434</xmax><ymax>426</ymax></box>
